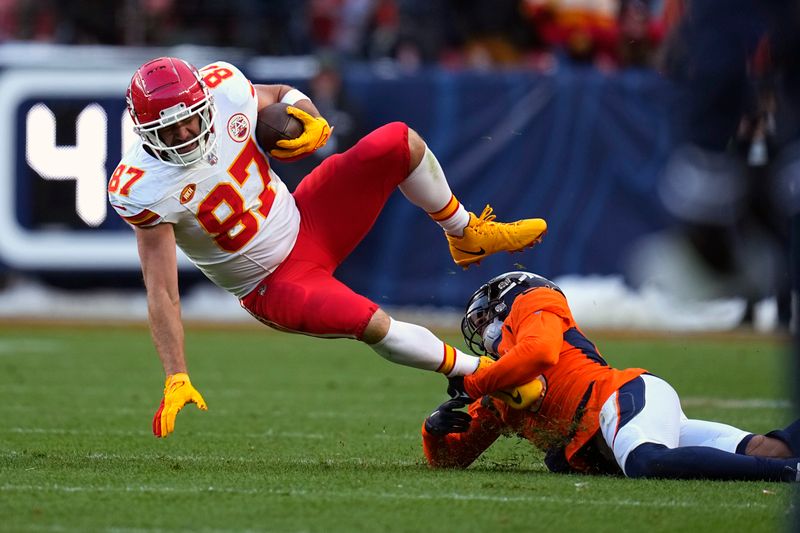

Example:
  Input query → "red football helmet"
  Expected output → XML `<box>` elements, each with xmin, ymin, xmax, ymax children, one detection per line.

<box><xmin>126</xmin><ymin>57</ymin><xmax>217</xmax><ymax>166</ymax></box>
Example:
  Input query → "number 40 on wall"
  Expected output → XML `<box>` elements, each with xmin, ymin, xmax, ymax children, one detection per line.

<box><xmin>25</xmin><ymin>103</ymin><xmax>136</xmax><ymax>228</ymax></box>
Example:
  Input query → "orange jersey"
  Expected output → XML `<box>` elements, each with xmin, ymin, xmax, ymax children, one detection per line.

<box><xmin>424</xmin><ymin>287</ymin><xmax>646</xmax><ymax>472</ymax></box>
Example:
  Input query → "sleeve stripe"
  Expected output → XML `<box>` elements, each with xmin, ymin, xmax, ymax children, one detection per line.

<box><xmin>123</xmin><ymin>209</ymin><xmax>160</xmax><ymax>226</ymax></box>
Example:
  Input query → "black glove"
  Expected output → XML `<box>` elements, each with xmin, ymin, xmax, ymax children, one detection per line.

<box><xmin>446</xmin><ymin>376</ymin><xmax>473</xmax><ymax>402</ymax></box>
<box><xmin>424</xmin><ymin>398</ymin><xmax>473</xmax><ymax>436</ymax></box>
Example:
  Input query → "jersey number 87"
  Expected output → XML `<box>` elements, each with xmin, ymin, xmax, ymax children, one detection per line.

<box><xmin>196</xmin><ymin>138</ymin><xmax>276</xmax><ymax>252</ymax></box>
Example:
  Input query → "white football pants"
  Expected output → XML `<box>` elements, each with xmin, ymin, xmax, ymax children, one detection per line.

<box><xmin>598</xmin><ymin>374</ymin><xmax>750</xmax><ymax>476</ymax></box>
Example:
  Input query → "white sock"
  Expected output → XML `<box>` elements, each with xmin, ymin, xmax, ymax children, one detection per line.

<box><xmin>399</xmin><ymin>147</ymin><xmax>470</xmax><ymax>237</ymax></box>
<box><xmin>369</xmin><ymin>318</ymin><xmax>480</xmax><ymax>376</ymax></box>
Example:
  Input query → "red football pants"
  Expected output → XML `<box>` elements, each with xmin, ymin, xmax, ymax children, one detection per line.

<box><xmin>240</xmin><ymin>122</ymin><xmax>410</xmax><ymax>339</ymax></box>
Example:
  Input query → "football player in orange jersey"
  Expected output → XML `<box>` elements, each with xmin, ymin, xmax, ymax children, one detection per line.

<box><xmin>422</xmin><ymin>271</ymin><xmax>800</xmax><ymax>482</ymax></box>
<box><xmin>111</xmin><ymin>57</ymin><xmax>548</xmax><ymax>438</ymax></box>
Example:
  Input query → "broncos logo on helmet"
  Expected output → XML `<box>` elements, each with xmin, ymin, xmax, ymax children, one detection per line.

<box><xmin>460</xmin><ymin>271</ymin><xmax>563</xmax><ymax>356</ymax></box>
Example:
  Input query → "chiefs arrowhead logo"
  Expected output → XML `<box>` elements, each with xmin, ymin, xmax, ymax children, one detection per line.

<box><xmin>180</xmin><ymin>184</ymin><xmax>196</xmax><ymax>204</ymax></box>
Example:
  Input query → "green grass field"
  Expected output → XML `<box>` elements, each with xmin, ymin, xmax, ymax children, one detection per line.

<box><xmin>0</xmin><ymin>323</ymin><xmax>795</xmax><ymax>532</ymax></box>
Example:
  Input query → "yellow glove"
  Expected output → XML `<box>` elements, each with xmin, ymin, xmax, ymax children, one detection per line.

<box><xmin>152</xmin><ymin>372</ymin><xmax>207</xmax><ymax>438</ymax></box>
<box><xmin>491</xmin><ymin>376</ymin><xmax>546</xmax><ymax>411</ymax></box>
<box><xmin>475</xmin><ymin>355</ymin><xmax>496</xmax><ymax>373</ymax></box>
<box><xmin>270</xmin><ymin>106</ymin><xmax>332</xmax><ymax>160</ymax></box>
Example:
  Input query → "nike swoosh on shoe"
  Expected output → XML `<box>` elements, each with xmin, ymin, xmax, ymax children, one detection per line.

<box><xmin>454</xmin><ymin>246</ymin><xmax>486</xmax><ymax>256</ymax></box>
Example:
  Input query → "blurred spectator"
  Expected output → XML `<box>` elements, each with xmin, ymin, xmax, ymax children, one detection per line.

<box><xmin>395</xmin><ymin>1</ymin><xmax>448</xmax><ymax>66</ymax></box>
<box><xmin>658</xmin><ymin>0</ymin><xmax>684</xmax><ymax>33</ymax></box>
<box><xmin>616</xmin><ymin>0</ymin><xmax>663</xmax><ymax>69</ymax></box>
<box><xmin>519</xmin><ymin>0</ymin><xmax>667</xmax><ymax>70</ymax></box>
<box><xmin>442</xmin><ymin>0</ymin><xmax>534</xmax><ymax>68</ymax></box>
<box><xmin>362</xmin><ymin>0</ymin><xmax>400</xmax><ymax>59</ymax></box>
<box><xmin>0</xmin><ymin>0</ymin><xmax>59</xmax><ymax>42</ymax></box>
<box><xmin>307</xmin><ymin>0</ymin><xmax>402</xmax><ymax>61</ymax></box>
<box><xmin>521</xmin><ymin>0</ymin><xmax>619</xmax><ymax>66</ymax></box>
<box><xmin>0</xmin><ymin>0</ymin><xmax>683</xmax><ymax>73</ymax></box>
<box><xmin>308</xmin><ymin>0</ymin><xmax>340</xmax><ymax>49</ymax></box>
<box><xmin>631</xmin><ymin>0</ymin><xmax>800</xmax><ymax>327</ymax></box>
<box><xmin>123</xmin><ymin>0</ymin><xmax>173</xmax><ymax>46</ymax></box>
<box><xmin>0</xmin><ymin>0</ymin><xmax>16</xmax><ymax>41</ymax></box>
<box><xmin>55</xmin><ymin>1</ymin><xmax>121</xmax><ymax>44</ymax></box>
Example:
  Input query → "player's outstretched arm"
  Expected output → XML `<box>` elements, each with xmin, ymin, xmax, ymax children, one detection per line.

<box><xmin>135</xmin><ymin>224</ymin><xmax>207</xmax><ymax>437</ymax></box>
<box><xmin>152</xmin><ymin>373</ymin><xmax>207</xmax><ymax>438</ymax></box>
<box><xmin>451</xmin><ymin>361</ymin><xmax>546</xmax><ymax>411</ymax></box>
<box><xmin>464</xmin><ymin>310</ymin><xmax>562</xmax><ymax>400</ymax></box>
<box><xmin>422</xmin><ymin>398</ymin><xmax>504</xmax><ymax>468</ymax></box>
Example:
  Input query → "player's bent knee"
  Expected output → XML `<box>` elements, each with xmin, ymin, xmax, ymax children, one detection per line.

<box><xmin>361</xmin><ymin>308</ymin><xmax>391</xmax><ymax>344</ymax></box>
<box><xmin>624</xmin><ymin>443</ymin><xmax>670</xmax><ymax>478</ymax></box>
<box><xmin>407</xmin><ymin>127</ymin><xmax>426</xmax><ymax>171</ymax></box>
<box><xmin>355</xmin><ymin>122</ymin><xmax>409</xmax><ymax>163</ymax></box>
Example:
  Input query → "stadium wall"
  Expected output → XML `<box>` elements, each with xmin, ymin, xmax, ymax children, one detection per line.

<box><xmin>0</xmin><ymin>49</ymin><xmax>677</xmax><ymax>310</ymax></box>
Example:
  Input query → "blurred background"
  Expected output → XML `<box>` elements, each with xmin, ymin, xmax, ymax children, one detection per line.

<box><xmin>1</xmin><ymin>0</ymin><xmax>799</xmax><ymax>333</ymax></box>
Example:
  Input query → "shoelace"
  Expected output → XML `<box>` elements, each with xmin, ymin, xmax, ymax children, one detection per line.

<box><xmin>469</xmin><ymin>205</ymin><xmax>498</xmax><ymax>236</ymax></box>
<box><xmin>476</xmin><ymin>204</ymin><xmax>497</xmax><ymax>224</ymax></box>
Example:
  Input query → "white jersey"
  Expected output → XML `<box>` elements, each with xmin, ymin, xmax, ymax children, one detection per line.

<box><xmin>108</xmin><ymin>62</ymin><xmax>300</xmax><ymax>297</ymax></box>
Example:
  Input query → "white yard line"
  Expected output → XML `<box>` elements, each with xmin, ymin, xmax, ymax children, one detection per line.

<box><xmin>4</xmin><ymin>427</ymin><xmax>327</xmax><ymax>439</ymax></box>
<box><xmin>0</xmin><ymin>399</ymin><xmax>790</xmax><ymax>416</ymax></box>
<box><xmin>0</xmin><ymin>482</ymin><xmax>773</xmax><ymax>510</ymax></box>
<box><xmin>2</xmin><ymin>427</ymin><xmax>419</xmax><ymax>441</ymax></box>
<box><xmin>0</xmin><ymin>449</ymin><xmax>421</xmax><ymax>466</ymax></box>
<box><xmin>681</xmin><ymin>397</ymin><xmax>792</xmax><ymax>409</ymax></box>
<box><xmin>0</xmin><ymin>524</ymin><xmax>265</xmax><ymax>533</ymax></box>
<box><xmin>0</xmin><ymin>522</ymin><xmax>320</xmax><ymax>533</ymax></box>
<box><xmin>0</xmin><ymin>405</ymin><xmax>422</xmax><ymax>422</ymax></box>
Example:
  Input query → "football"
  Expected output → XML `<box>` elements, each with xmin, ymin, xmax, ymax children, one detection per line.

<box><xmin>255</xmin><ymin>102</ymin><xmax>304</xmax><ymax>153</ymax></box>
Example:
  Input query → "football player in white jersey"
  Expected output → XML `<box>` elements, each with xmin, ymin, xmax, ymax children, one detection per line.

<box><xmin>109</xmin><ymin>56</ymin><xmax>548</xmax><ymax>438</ymax></box>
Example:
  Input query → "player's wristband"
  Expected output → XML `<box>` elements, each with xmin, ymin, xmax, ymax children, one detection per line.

<box><xmin>280</xmin><ymin>88</ymin><xmax>310</xmax><ymax>105</ymax></box>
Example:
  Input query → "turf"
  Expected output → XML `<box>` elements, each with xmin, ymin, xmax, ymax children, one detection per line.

<box><xmin>0</xmin><ymin>324</ymin><xmax>795</xmax><ymax>532</ymax></box>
